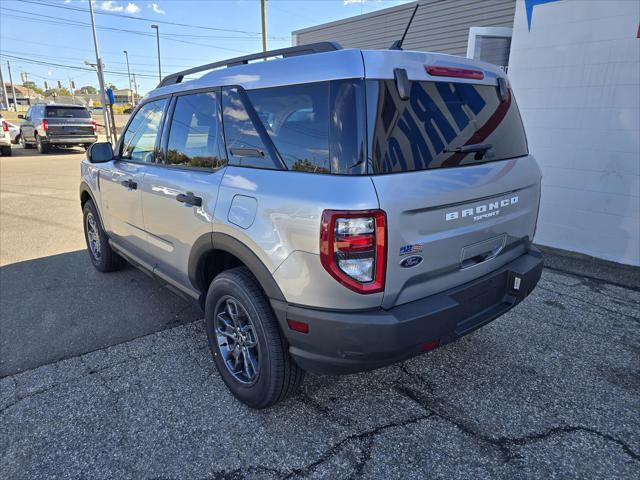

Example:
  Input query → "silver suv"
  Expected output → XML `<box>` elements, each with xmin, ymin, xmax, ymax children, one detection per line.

<box><xmin>80</xmin><ymin>43</ymin><xmax>543</xmax><ymax>408</ymax></box>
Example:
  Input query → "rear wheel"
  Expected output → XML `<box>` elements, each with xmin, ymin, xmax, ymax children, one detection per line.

<box><xmin>205</xmin><ymin>267</ymin><xmax>304</xmax><ymax>409</ymax></box>
<box><xmin>0</xmin><ymin>145</ymin><xmax>11</xmax><ymax>156</ymax></box>
<box><xmin>82</xmin><ymin>199</ymin><xmax>126</xmax><ymax>272</ymax></box>
<box><xmin>35</xmin><ymin>134</ymin><xmax>50</xmax><ymax>154</ymax></box>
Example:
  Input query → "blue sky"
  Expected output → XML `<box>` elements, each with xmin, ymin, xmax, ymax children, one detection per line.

<box><xmin>0</xmin><ymin>0</ymin><xmax>411</xmax><ymax>95</ymax></box>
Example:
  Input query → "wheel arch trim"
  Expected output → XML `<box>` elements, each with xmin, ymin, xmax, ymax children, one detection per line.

<box><xmin>189</xmin><ymin>232</ymin><xmax>286</xmax><ymax>302</ymax></box>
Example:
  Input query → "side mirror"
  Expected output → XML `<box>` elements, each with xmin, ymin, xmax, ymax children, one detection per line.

<box><xmin>87</xmin><ymin>142</ymin><xmax>114</xmax><ymax>163</ymax></box>
<box><xmin>17</xmin><ymin>114</ymin><xmax>24</xmax><ymax>119</ymax></box>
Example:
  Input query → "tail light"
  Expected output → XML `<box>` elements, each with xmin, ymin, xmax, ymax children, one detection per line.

<box><xmin>1</xmin><ymin>121</ymin><xmax>8</xmax><ymax>132</ymax></box>
<box><xmin>320</xmin><ymin>209</ymin><xmax>386</xmax><ymax>294</ymax></box>
<box><xmin>42</xmin><ymin>119</ymin><xmax>49</xmax><ymax>131</ymax></box>
<box><xmin>91</xmin><ymin>120</ymin><xmax>97</xmax><ymax>132</ymax></box>
<box><xmin>426</xmin><ymin>65</ymin><xmax>484</xmax><ymax>80</ymax></box>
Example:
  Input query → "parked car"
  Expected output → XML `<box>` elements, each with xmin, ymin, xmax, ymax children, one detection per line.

<box><xmin>18</xmin><ymin>104</ymin><xmax>98</xmax><ymax>153</ymax></box>
<box><xmin>0</xmin><ymin>115</ymin><xmax>12</xmax><ymax>156</ymax></box>
<box><xmin>5</xmin><ymin>121</ymin><xmax>20</xmax><ymax>144</ymax></box>
<box><xmin>80</xmin><ymin>42</ymin><xmax>543</xmax><ymax>408</ymax></box>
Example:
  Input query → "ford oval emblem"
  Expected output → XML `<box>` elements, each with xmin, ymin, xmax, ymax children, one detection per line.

<box><xmin>400</xmin><ymin>255</ymin><xmax>423</xmax><ymax>268</ymax></box>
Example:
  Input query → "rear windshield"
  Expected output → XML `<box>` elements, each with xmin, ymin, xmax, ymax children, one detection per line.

<box><xmin>367</xmin><ymin>80</ymin><xmax>528</xmax><ymax>173</ymax></box>
<box><xmin>45</xmin><ymin>107</ymin><xmax>91</xmax><ymax>119</ymax></box>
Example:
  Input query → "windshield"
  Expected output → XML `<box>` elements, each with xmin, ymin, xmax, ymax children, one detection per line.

<box><xmin>366</xmin><ymin>80</ymin><xmax>528</xmax><ymax>173</ymax></box>
<box><xmin>45</xmin><ymin>107</ymin><xmax>91</xmax><ymax>119</ymax></box>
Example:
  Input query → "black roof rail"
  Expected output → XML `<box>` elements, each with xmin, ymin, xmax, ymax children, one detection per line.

<box><xmin>157</xmin><ymin>41</ymin><xmax>343</xmax><ymax>88</ymax></box>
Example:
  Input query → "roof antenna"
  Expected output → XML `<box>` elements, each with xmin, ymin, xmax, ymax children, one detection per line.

<box><xmin>389</xmin><ymin>3</ymin><xmax>420</xmax><ymax>50</ymax></box>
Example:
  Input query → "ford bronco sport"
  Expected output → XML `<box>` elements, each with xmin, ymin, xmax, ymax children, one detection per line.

<box><xmin>80</xmin><ymin>42</ymin><xmax>543</xmax><ymax>408</ymax></box>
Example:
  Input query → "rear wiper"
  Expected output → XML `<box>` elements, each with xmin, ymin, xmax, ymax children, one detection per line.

<box><xmin>444</xmin><ymin>143</ymin><xmax>492</xmax><ymax>160</ymax></box>
<box><xmin>444</xmin><ymin>143</ymin><xmax>492</xmax><ymax>154</ymax></box>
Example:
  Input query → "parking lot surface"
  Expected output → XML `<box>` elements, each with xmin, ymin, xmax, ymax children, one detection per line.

<box><xmin>1</xmin><ymin>147</ymin><xmax>639</xmax><ymax>478</ymax></box>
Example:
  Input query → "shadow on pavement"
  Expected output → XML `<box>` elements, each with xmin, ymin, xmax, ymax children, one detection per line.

<box><xmin>0</xmin><ymin>250</ymin><xmax>202</xmax><ymax>377</ymax></box>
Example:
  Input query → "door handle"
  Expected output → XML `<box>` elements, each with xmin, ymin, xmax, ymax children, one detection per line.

<box><xmin>120</xmin><ymin>179</ymin><xmax>137</xmax><ymax>190</ymax></box>
<box><xmin>176</xmin><ymin>192</ymin><xmax>202</xmax><ymax>207</ymax></box>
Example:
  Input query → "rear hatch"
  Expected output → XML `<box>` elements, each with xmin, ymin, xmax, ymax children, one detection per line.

<box><xmin>45</xmin><ymin>106</ymin><xmax>94</xmax><ymax>136</ymax></box>
<box><xmin>363</xmin><ymin>52</ymin><xmax>541</xmax><ymax>308</ymax></box>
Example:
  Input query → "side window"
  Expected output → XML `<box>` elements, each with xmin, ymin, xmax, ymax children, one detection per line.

<box><xmin>247</xmin><ymin>82</ymin><xmax>330</xmax><ymax>173</ymax></box>
<box><xmin>165</xmin><ymin>91</ymin><xmax>226</xmax><ymax>169</ymax></box>
<box><xmin>120</xmin><ymin>99</ymin><xmax>167</xmax><ymax>162</ymax></box>
<box><xmin>26</xmin><ymin>107</ymin><xmax>32</xmax><ymax>119</ymax></box>
<box><xmin>221</xmin><ymin>87</ymin><xmax>279</xmax><ymax>169</ymax></box>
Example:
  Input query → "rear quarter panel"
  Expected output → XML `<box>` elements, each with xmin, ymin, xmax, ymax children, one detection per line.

<box><xmin>214</xmin><ymin>166</ymin><xmax>383</xmax><ymax>309</ymax></box>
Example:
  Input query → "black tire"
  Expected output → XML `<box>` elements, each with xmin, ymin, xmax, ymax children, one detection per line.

<box><xmin>82</xmin><ymin>199</ymin><xmax>126</xmax><ymax>272</ymax></box>
<box><xmin>35</xmin><ymin>134</ymin><xmax>50</xmax><ymax>154</ymax></box>
<box><xmin>19</xmin><ymin>132</ymin><xmax>33</xmax><ymax>149</ymax></box>
<box><xmin>205</xmin><ymin>267</ymin><xmax>304</xmax><ymax>409</ymax></box>
<box><xmin>0</xmin><ymin>145</ymin><xmax>11</xmax><ymax>156</ymax></box>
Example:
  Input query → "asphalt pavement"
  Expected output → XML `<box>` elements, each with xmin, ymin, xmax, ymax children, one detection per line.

<box><xmin>1</xmin><ymin>146</ymin><xmax>639</xmax><ymax>478</ymax></box>
<box><xmin>0</xmin><ymin>147</ymin><xmax>201</xmax><ymax>376</ymax></box>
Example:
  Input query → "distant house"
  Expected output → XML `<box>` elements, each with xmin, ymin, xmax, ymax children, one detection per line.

<box><xmin>2</xmin><ymin>84</ymin><xmax>44</xmax><ymax>108</ymax></box>
<box><xmin>112</xmin><ymin>89</ymin><xmax>137</xmax><ymax>105</ymax></box>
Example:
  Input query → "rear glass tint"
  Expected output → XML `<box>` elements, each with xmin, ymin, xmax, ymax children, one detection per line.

<box><xmin>367</xmin><ymin>80</ymin><xmax>528</xmax><ymax>173</ymax></box>
<box><xmin>45</xmin><ymin>107</ymin><xmax>91</xmax><ymax>119</ymax></box>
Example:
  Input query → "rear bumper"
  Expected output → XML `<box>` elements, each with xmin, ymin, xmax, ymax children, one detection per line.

<box><xmin>273</xmin><ymin>247</ymin><xmax>543</xmax><ymax>375</ymax></box>
<box><xmin>44</xmin><ymin>135</ymin><xmax>97</xmax><ymax>145</ymax></box>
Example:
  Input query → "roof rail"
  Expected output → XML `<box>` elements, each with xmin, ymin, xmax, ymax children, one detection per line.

<box><xmin>157</xmin><ymin>41</ymin><xmax>342</xmax><ymax>88</ymax></box>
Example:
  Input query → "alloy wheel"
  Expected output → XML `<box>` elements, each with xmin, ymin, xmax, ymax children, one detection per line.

<box><xmin>214</xmin><ymin>295</ymin><xmax>260</xmax><ymax>384</ymax></box>
<box><xmin>85</xmin><ymin>212</ymin><xmax>102</xmax><ymax>260</ymax></box>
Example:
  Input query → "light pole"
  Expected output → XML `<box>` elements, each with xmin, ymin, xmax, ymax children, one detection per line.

<box><xmin>88</xmin><ymin>0</ymin><xmax>112</xmax><ymax>143</ymax></box>
<box><xmin>123</xmin><ymin>50</ymin><xmax>133</xmax><ymax>105</ymax></box>
<box><xmin>151</xmin><ymin>24</ymin><xmax>161</xmax><ymax>82</ymax></box>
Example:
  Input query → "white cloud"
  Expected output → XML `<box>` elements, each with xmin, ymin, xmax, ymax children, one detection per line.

<box><xmin>101</xmin><ymin>1</ymin><xmax>140</xmax><ymax>13</ymax></box>
<box><xmin>125</xmin><ymin>2</ymin><xmax>140</xmax><ymax>13</ymax></box>
<box><xmin>101</xmin><ymin>1</ymin><xmax>123</xmax><ymax>11</ymax></box>
<box><xmin>149</xmin><ymin>3</ymin><xmax>165</xmax><ymax>15</ymax></box>
<box><xmin>344</xmin><ymin>0</ymin><xmax>365</xmax><ymax>4</ymax></box>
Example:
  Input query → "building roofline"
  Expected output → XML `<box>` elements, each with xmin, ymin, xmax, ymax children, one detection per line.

<box><xmin>292</xmin><ymin>0</ymin><xmax>418</xmax><ymax>35</ymax></box>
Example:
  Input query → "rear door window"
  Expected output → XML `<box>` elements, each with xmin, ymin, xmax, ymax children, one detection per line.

<box><xmin>165</xmin><ymin>91</ymin><xmax>226</xmax><ymax>169</ymax></box>
<box><xmin>45</xmin><ymin>107</ymin><xmax>91</xmax><ymax>119</ymax></box>
<box><xmin>221</xmin><ymin>87</ymin><xmax>281</xmax><ymax>170</ymax></box>
<box><xmin>367</xmin><ymin>80</ymin><xmax>528</xmax><ymax>173</ymax></box>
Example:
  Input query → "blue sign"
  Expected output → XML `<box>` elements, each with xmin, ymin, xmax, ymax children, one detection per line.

<box><xmin>106</xmin><ymin>88</ymin><xmax>115</xmax><ymax>105</ymax></box>
<box><xmin>525</xmin><ymin>0</ymin><xmax>560</xmax><ymax>31</ymax></box>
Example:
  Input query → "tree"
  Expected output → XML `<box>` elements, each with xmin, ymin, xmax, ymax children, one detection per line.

<box><xmin>79</xmin><ymin>85</ymin><xmax>97</xmax><ymax>94</ymax></box>
<box><xmin>44</xmin><ymin>87</ymin><xmax>72</xmax><ymax>97</ymax></box>
<box><xmin>22</xmin><ymin>81</ymin><xmax>45</xmax><ymax>96</ymax></box>
<box><xmin>105</xmin><ymin>83</ymin><xmax>117</xmax><ymax>90</ymax></box>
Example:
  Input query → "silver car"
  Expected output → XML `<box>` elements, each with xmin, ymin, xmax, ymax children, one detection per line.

<box><xmin>80</xmin><ymin>43</ymin><xmax>543</xmax><ymax>408</ymax></box>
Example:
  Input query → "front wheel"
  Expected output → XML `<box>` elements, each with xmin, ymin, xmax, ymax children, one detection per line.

<box><xmin>0</xmin><ymin>145</ymin><xmax>11</xmax><ymax>156</ymax></box>
<box><xmin>82</xmin><ymin>199</ymin><xmax>126</xmax><ymax>272</ymax></box>
<box><xmin>205</xmin><ymin>267</ymin><xmax>304</xmax><ymax>409</ymax></box>
<box><xmin>19</xmin><ymin>132</ymin><xmax>33</xmax><ymax>149</ymax></box>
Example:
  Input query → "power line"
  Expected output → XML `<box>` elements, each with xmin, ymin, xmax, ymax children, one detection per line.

<box><xmin>0</xmin><ymin>53</ymin><xmax>159</xmax><ymax>79</ymax></box>
<box><xmin>1</xmin><ymin>9</ymin><xmax>253</xmax><ymax>53</ymax></box>
<box><xmin>20</xmin><ymin>0</ymin><xmax>288</xmax><ymax>39</ymax></box>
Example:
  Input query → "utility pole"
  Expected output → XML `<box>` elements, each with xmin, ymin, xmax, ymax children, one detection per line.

<box><xmin>88</xmin><ymin>0</ymin><xmax>112</xmax><ymax>142</ymax></box>
<box><xmin>123</xmin><ymin>50</ymin><xmax>133</xmax><ymax>105</ymax></box>
<box><xmin>151</xmin><ymin>24</ymin><xmax>161</xmax><ymax>82</ymax></box>
<box><xmin>21</xmin><ymin>72</ymin><xmax>31</xmax><ymax>106</ymax></box>
<box><xmin>6</xmin><ymin>62</ymin><xmax>18</xmax><ymax>112</ymax></box>
<box><xmin>0</xmin><ymin>64</ymin><xmax>9</xmax><ymax>111</ymax></box>
<box><xmin>260</xmin><ymin>0</ymin><xmax>267</xmax><ymax>54</ymax></box>
<box><xmin>69</xmin><ymin>78</ymin><xmax>76</xmax><ymax>104</ymax></box>
<box><xmin>132</xmin><ymin>73</ymin><xmax>139</xmax><ymax>105</ymax></box>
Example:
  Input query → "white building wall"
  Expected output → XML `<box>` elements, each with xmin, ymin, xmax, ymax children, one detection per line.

<box><xmin>508</xmin><ymin>0</ymin><xmax>640</xmax><ymax>265</ymax></box>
